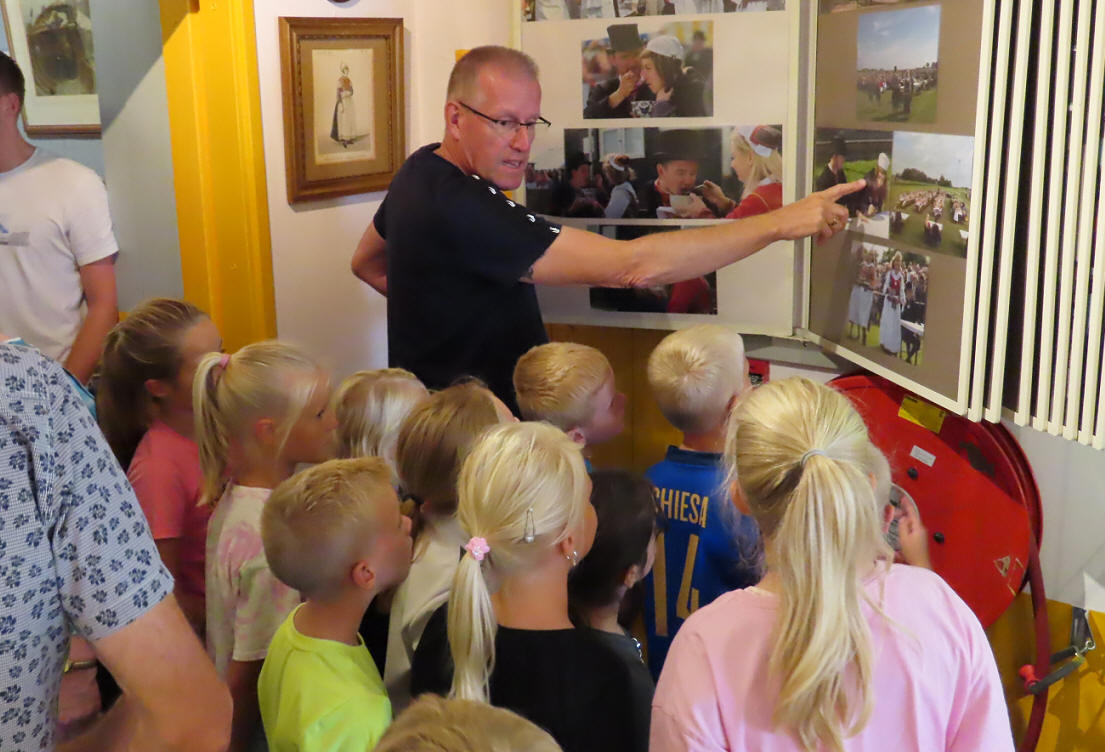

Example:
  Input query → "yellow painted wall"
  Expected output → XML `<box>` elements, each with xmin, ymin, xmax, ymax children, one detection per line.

<box><xmin>550</xmin><ymin>323</ymin><xmax>1105</xmax><ymax>751</ymax></box>
<box><xmin>159</xmin><ymin>0</ymin><xmax>276</xmax><ymax>351</ymax></box>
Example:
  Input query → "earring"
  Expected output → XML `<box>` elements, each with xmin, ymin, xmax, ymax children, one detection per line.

<box><xmin>566</xmin><ymin>549</ymin><xmax>579</xmax><ymax>567</ymax></box>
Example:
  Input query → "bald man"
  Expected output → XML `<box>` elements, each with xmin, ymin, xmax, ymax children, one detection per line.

<box><xmin>352</xmin><ymin>46</ymin><xmax>862</xmax><ymax>413</ymax></box>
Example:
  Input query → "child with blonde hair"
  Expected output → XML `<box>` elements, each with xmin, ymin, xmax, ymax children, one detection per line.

<box><xmin>258</xmin><ymin>456</ymin><xmax>413</xmax><ymax>752</ymax></box>
<box><xmin>376</xmin><ymin>695</ymin><xmax>562</xmax><ymax>752</ymax></box>
<box><xmin>384</xmin><ymin>381</ymin><xmax>514</xmax><ymax>710</ymax></box>
<box><xmin>195</xmin><ymin>340</ymin><xmax>338</xmax><ymax>752</ymax></box>
<box><xmin>98</xmin><ymin>298</ymin><xmax>222</xmax><ymax>634</ymax></box>
<box><xmin>410</xmin><ymin>422</ymin><xmax>649</xmax><ymax>752</ymax></box>
<box><xmin>651</xmin><ymin>378</ymin><xmax>1012</xmax><ymax>752</ymax></box>
<box><xmin>333</xmin><ymin>368</ymin><xmax>428</xmax><ymax>481</ymax></box>
<box><xmin>642</xmin><ymin>324</ymin><xmax>761</xmax><ymax>677</ymax></box>
<box><xmin>512</xmin><ymin>341</ymin><xmax>626</xmax><ymax>448</ymax></box>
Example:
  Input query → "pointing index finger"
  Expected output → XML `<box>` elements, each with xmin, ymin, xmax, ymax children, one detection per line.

<box><xmin>823</xmin><ymin>178</ymin><xmax>866</xmax><ymax>200</ymax></box>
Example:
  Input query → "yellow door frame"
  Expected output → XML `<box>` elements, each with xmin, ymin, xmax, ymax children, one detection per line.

<box><xmin>159</xmin><ymin>0</ymin><xmax>275</xmax><ymax>350</ymax></box>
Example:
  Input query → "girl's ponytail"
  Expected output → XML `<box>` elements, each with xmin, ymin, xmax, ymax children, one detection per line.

<box><xmin>447</xmin><ymin>549</ymin><xmax>497</xmax><ymax>702</ymax></box>
<box><xmin>193</xmin><ymin>351</ymin><xmax>231</xmax><ymax>506</ymax></box>
<box><xmin>727</xmin><ymin>378</ymin><xmax>891</xmax><ymax>752</ymax></box>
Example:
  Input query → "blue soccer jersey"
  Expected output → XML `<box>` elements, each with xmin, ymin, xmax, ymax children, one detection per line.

<box><xmin>643</xmin><ymin>446</ymin><xmax>761</xmax><ymax>678</ymax></box>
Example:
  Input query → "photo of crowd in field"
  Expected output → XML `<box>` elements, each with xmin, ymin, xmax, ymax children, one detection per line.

<box><xmin>855</xmin><ymin>4</ymin><xmax>939</xmax><ymax>123</ymax></box>
<box><xmin>888</xmin><ymin>131</ymin><xmax>973</xmax><ymax>257</ymax></box>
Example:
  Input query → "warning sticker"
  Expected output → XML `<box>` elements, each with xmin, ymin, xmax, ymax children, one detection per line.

<box><xmin>899</xmin><ymin>396</ymin><xmax>947</xmax><ymax>434</ymax></box>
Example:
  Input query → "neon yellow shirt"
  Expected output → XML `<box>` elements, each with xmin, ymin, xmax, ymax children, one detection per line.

<box><xmin>259</xmin><ymin>605</ymin><xmax>392</xmax><ymax>751</ymax></box>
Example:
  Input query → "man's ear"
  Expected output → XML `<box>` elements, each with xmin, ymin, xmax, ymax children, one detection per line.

<box><xmin>351</xmin><ymin>559</ymin><xmax>377</xmax><ymax>593</ymax></box>
<box><xmin>443</xmin><ymin>100</ymin><xmax>463</xmax><ymax>139</ymax></box>
<box><xmin>144</xmin><ymin>377</ymin><xmax>171</xmax><ymax>401</ymax></box>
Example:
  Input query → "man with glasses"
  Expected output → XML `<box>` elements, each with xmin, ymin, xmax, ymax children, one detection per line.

<box><xmin>352</xmin><ymin>46</ymin><xmax>861</xmax><ymax>414</ymax></box>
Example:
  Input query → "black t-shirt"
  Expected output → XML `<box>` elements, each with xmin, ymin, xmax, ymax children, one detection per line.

<box><xmin>373</xmin><ymin>144</ymin><xmax>561</xmax><ymax>412</ymax></box>
<box><xmin>411</xmin><ymin>605</ymin><xmax>649</xmax><ymax>752</ymax></box>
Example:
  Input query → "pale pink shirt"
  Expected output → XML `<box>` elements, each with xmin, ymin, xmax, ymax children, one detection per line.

<box><xmin>651</xmin><ymin>564</ymin><xmax>1013</xmax><ymax>752</ymax></box>
<box><xmin>128</xmin><ymin>421</ymin><xmax>211</xmax><ymax>602</ymax></box>
<box><xmin>205</xmin><ymin>484</ymin><xmax>301</xmax><ymax>678</ymax></box>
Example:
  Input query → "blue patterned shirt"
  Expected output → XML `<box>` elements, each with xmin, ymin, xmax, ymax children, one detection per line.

<box><xmin>0</xmin><ymin>343</ymin><xmax>173</xmax><ymax>751</ymax></box>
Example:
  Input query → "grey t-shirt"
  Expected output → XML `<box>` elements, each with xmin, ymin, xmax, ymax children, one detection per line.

<box><xmin>0</xmin><ymin>344</ymin><xmax>173</xmax><ymax>751</ymax></box>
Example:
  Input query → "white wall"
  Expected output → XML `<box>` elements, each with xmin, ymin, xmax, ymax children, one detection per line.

<box><xmin>254</xmin><ymin>0</ymin><xmax>513</xmax><ymax>378</ymax></box>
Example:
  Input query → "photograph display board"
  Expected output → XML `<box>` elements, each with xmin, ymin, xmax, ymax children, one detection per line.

<box><xmin>807</xmin><ymin>0</ymin><xmax>990</xmax><ymax>410</ymax></box>
<box><xmin>520</xmin><ymin>4</ymin><xmax>797</xmax><ymax>334</ymax></box>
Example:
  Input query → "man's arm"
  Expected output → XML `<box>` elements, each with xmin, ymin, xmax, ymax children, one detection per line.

<box><xmin>530</xmin><ymin>180</ymin><xmax>864</xmax><ymax>287</ymax></box>
<box><xmin>64</xmin><ymin>255</ymin><xmax>118</xmax><ymax>383</ymax></box>
<box><xmin>227</xmin><ymin>659</ymin><xmax>265</xmax><ymax>752</ymax></box>
<box><xmin>59</xmin><ymin>596</ymin><xmax>231</xmax><ymax>752</ymax></box>
<box><xmin>351</xmin><ymin>221</ymin><xmax>388</xmax><ymax>295</ymax></box>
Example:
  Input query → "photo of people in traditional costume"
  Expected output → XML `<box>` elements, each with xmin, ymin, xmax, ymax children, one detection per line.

<box><xmin>847</xmin><ymin>247</ymin><xmax>878</xmax><ymax>342</ymax></box>
<box><xmin>856</xmin><ymin>152</ymin><xmax>890</xmax><ymax>217</ymax></box>
<box><xmin>602</xmin><ymin>153</ymin><xmax>640</xmax><ymax>218</ymax></box>
<box><xmin>854</xmin><ymin>4</ymin><xmax>939</xmax><ymax>124</ymax></box>
<box><xmin>878</xmin><ymin>250</ymin><xmax>906</xmax><ymax>356</ymax></box>
<box><xmin>330</xmin><ymin>62</ymin><xmax>357</xmax><ymax>148</ymax></box>
<box><xmin>529</xmin><ymin>0</ymin><xmax>646</xmax><ymax>20</ymax></box>
<box><xmin>583</xmin><ymin>24</ymin><xmax>655</xmax><ymax>119</ymax></box>
<box><xmin>632</xmin><ymin>34</ymin><xmax>710</xmax><ymax>118</ymax></box>
<box><xmin>552</xmin><ymin>152</ymin><xmax>608</xmax><ymax>218</ymax></box>
<box><xmin>677</xmin><ymin>125</ymin><xmax>783</xmax><ymax>220</ymax></box>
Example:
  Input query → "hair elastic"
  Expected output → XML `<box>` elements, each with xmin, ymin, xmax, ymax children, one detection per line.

<box><xmin>465</xmin><ymin>537</ymin><xmax>490</xmax><ymax>562</ymax></box>
<box><xmin>800</xmin><ymin>448</ymin><xmax>827</xmax><ymax>467</ymax></box>
<box><xmin>218</xmin><ymin>353</ymin><xmax>230</xmax><ymax>369</ymax></box>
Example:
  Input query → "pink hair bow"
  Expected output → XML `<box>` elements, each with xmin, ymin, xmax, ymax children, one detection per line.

<box><xmin>465</xmin><ymin>537</ymin><xmax>490</xmax><ymax>562</ymax></box>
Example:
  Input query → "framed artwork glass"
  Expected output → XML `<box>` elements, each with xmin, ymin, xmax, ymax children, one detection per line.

<box><xmin>1</xmin><ymin>0</ymin><xmax>100</xmax><ymax>135</ymax></box>
<box><xmin>279</xmin><ymin>16</ymin><xmax>405</xmax><ymax>203</ymax></box>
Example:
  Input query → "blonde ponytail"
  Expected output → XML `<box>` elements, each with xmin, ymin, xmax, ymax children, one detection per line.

<box><xmin>726</xmin><ymin>377</ymin><xmax>891</xmax><ymax>752</ymax></box>
<box><xmin>193</xmin><ymin>340</ymin><xmax>323</xmax><ymax>506</ymax></box>
<box><xmin>447</xmin><ymin>422</ymin><xmax>589</xmax><ymax>702</ymax></box>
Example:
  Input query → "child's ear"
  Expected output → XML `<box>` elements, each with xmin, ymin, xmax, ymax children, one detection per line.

<box><xmin>351</xmin><ymin>559</ymin><xmax>377</xmax><ymax>593</ymax></box>
<box><xmin>252</xmin><ymin>417</ymin><xmax>277</xmax><ymax>446</ymax></box>
<box><xmin>730</xmin><ymin>479</ymin><xmax>752</xmax><ymax>516</ymax></box>
<box><xmin>882</xmin><ymin>501</ymin><xmax>895</xmax><ymax>535</ymax></box>
<box><xmin>623</xmin><ymin>563</ymin><xmax>643</xmax><ymax>589</ymax></box>
<box><xmin>144</xmin><ymin>378</ymin><xmax>171</xmax><ymax>400</ymax></box>
<box><xmin>557</xmin><ymin>533</ymin><xmax>576</xmax><ymax>563</ymax></box>
<box><xmin>566</xmin><ymin>426</ymin><xmax>587</xmax><ymax>446</ymax></box>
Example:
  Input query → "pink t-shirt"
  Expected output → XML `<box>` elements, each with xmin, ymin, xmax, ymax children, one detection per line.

<box><xmin>127</xmin><ymin>420</ymin><xmax>211</xmax><ymax>602</ymax></box>
<box><xmin>651</xmin><ymin>564</ymin><xmax>1013</xmax><ymax>752</ymax></box>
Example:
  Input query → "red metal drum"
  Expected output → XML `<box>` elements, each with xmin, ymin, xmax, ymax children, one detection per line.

<box><xmin>830</xmin><ymin>374</ymin><xmax>1041</xmax><ymax>628</ymax></box>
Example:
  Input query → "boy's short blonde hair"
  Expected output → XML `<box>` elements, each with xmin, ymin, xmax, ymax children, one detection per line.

<box><xmin>513</xmin><ymin>342</ymin><xmax>612</xmax><ymax>430</ymax></box>
<box><xmin>647</xmin><ymin>325</ymin><xmax>748</xmax><ymax>434</ymax></box>
<box><xmin>262</xmin><ymin>456</ymin><xmax>395</xmax><ymax>599</ymax></box>
<box><xmin>333</xmin><ymin>368</ymin><xmax>428</xmax><ymax>471</ymax></box>
<box><xmin>375</xmin><ymin>684</ymin><xmax>561</xmax><ymax>752</ymax></box>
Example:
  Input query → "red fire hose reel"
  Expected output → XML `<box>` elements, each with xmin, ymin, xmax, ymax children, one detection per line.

<box><xmin>829</xmin><ymin>374</ymin><xmax>1090</xmax><ymax>752</ymax></box>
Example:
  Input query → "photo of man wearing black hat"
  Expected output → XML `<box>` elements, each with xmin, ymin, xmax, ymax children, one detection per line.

<box><xmin>815</xmin><ymin>135</ymin><xmax>849</xmax><ymax>194</ymax></box>
<box><xmin>639</xmin><ymin>129</ymin><xmax>715</xmax><ymax>218</ymax></box>
<box><xmin>583</xmin><ymin>23</ymin><xmax>655</xmax><ymax>118</ymax></box>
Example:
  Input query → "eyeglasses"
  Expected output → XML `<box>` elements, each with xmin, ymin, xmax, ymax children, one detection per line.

<box><xmin>458</xmin><ymin>102</ymin><xmax>551</xmax><ymax>140</ymax></box>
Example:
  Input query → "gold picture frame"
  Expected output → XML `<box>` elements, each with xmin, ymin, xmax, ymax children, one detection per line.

<box><xmin>279</xmin><ymin>16</ymin><xmax>405</xmax><ymax>203</ymax></box>
<box><xmin>1</xmin><ymin>0</ymin><xmax>101</xmax><ymax>136</ymax></box>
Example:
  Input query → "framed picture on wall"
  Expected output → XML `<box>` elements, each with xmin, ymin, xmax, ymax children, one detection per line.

<box><xmin>0</xmin><ymin>0</ymin><xmax>101</xmax><ymax>135</ymax></box>
<box><xmin>279</xmin><ymin>16</ymin><xmax>405</xmax><ymax>204</ymax></box>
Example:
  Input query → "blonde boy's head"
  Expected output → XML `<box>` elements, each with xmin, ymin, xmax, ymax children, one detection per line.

<box><xmin>262</xmin><ymin>456</ymin><xmax>411</xmax><ymax>600</ymax></box>
<box><xmin>513</xmin><ymin>342</ymin><xmax>624</xmax><ymax>444</ymax></box>
<box><xmin>648</xmin><ymin>325</ymin><xmax>749</xmax><ymax>435</ymax></box>
<box><xmin>375</xmin><ymin>695</ymin><xmax>562</xmax><ymax>752</ymax></box>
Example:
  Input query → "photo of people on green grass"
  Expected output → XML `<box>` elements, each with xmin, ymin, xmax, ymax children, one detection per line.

<box><xmin>888</xmin><ymin>130</ymin><xmax>974</xmax><ymax>258</ymax></box>
<box><xmin>846</xmin><ymin>240</ymin><xmax>930</xmax><ymax>366</ymax></box>
<box><xmin>821</xmin><ymin>0</ymin><xmax>930</xmax><ymax>13</ymax></box>
<box><xmin>812</xmin><ymin>128</ymin><xmax>893</xmax><ymax>235</ymax></box>
<box><xmin>855</xmin><ymin>4</ymin><xmax>939</xmax><ymax>124</ymax></box>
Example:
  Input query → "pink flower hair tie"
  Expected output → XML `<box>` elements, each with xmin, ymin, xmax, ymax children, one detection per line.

<box><xmin>465</xmin><ymin>537</ymin><xmax>490</xmax><ymax>562</ymax></box>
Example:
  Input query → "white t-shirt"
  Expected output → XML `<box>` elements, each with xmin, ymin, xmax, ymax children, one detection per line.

<box><xmin>0</xmin><ymin>148</ymin><xmax>118</xmax><ymax>361</ymax></box>
<box><xmin>384</xmin><ymin>515</ymin><xmax>464</xmax><ymax>712</ymax></box>
<box><xmin>205</xmin><ymin>484</ymin><xmax>301</xmax><ymax>679</ymax></box>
